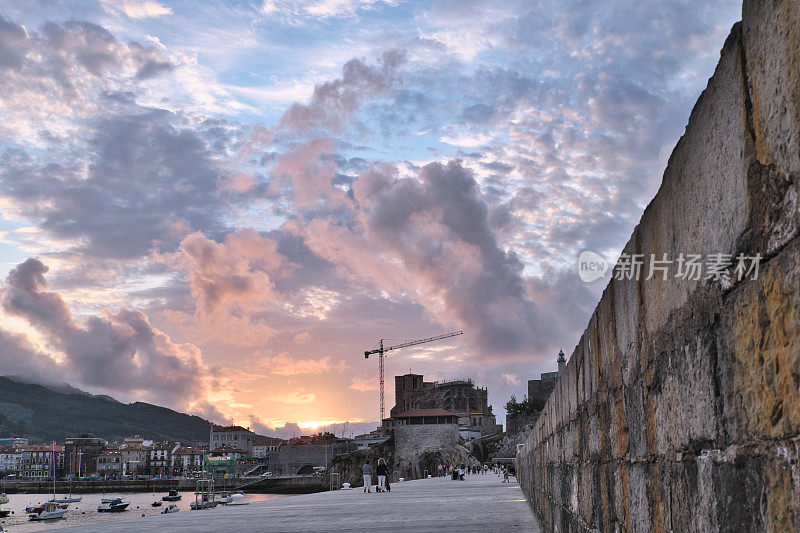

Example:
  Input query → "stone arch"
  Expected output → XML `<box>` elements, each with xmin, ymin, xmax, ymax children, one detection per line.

<box><xmin>297</xmin><ymin>464</ymin><xmax>315</xmax><ymax>475</ymax></box>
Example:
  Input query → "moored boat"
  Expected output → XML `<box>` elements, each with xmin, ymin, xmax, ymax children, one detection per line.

<box><xmin>217</xmin><ymin>491</ymin><xmax>233</xmax><ymax>504</ymax></box>
<box><xmin>0</xmin><ymin>494</ymin><xmax>8</xmax><ymax>504</ymax></box>
<box><xmin>29</xmin><ymin>502</ymin><xmax>67</xmax><ymax>521</ymax></box>
<box><xmin>161</xmin><ymin>504</ymin><xmax>180</xmax><ymax>514</ymax></box>
<box><xmin>49</xmin><ymin>495</ymin><xmax>81</xmax><ymax>504</ymax></box>
<box><xmin>227</xmin><ymin>493</ymin><xmax>248</xmax><ymax>506</ymax></box>
<box><xmin>98</xmin><ymin>497</ymin><xmax>129</xmax><ymax>512</ymax></box>
<box><xmin>162</xmin><ymin>489</ymin><xmax>181</xmax><ymax>501</ymax></box>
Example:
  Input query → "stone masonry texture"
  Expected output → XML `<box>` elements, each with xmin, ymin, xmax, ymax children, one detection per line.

<box><xmin>516</xmin><ymin>2</ymin><xmax>800</xmax><ymax>531</ymax></box>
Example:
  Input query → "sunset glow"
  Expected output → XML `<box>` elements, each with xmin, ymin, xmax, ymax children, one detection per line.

<box><xmin>0</xmin><ymin>0</ymin><xmax>742</xmax><ymax>437</ymax></box>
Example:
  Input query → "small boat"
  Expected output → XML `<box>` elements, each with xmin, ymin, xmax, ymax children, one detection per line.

<box><xmin>49</xmin><ymin>496</ymin><xmax>82</xmax><ymax>504</ymax></box>
<box><xmin>49</xmin><ymin>481</ymin><xmax>81</xmax><ymax>504</ymax></box>
<box><xmin>29</xmin><ymin>502</ymin><xmax>67</xmax><ymax>521</ymax></box>
<box><xmin>0</xmin><ymin>509</ymin><xmax>10</xmax><ymax>517</ymax></box>
<box><xmin>98</xmin><ymin>497</ymin><xmax>130</xmax><ymax>512</ymax></box>
<box><xmin>162</xmin><ymin>489</ymin><xmax>182</xmax><ymax>501</ymax></box>
<box><xmin>151</xmin><ymin>501</ymin><xmax>162</xmax><ymax>507</ymax></box>
<box><xmin>0</xmin><ymin>494</ymin><xmax>8</xmax><ymax>504</ymax></box>
<box><xmin>217</xmin><ymin>491</ymin><xmax>233</xmax><ymax>504</ymax></box>
<box><xmin>161</xmin><ymin>503</ymin><xmax>180</xmax><ymax>514</ymax></box>
<box><xmin>227</xmin><ymin>493</ymin><xmax>248</xmax><ymax>506</ymax></box>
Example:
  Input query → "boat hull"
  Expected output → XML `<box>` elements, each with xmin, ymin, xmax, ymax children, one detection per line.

<box><xmin>29</xmin><ymin>508</ymin><xmax>68</xmax><ymax>521</ymax></box>
<box><xmin>98</xmin><ymin>504</ymin><xmax>129</xmax><ymax>512</ymax></box>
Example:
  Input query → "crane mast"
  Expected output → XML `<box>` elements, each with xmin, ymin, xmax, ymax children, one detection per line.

<box><xmin>364</xmin><ymin>330</ymin><xmax>463</xmax><ymax>422</ymax></box>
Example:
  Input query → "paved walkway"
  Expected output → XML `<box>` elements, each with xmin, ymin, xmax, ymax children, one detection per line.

<box><xmin>57</xmin><ymin>474</ymin><xmax>540</xmax><ymax>532</ymax></box>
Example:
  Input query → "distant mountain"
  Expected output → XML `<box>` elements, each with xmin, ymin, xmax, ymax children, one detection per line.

<box><xmin>0</xmin><ymin>376</ymin><xmax>213</xmax><ymax>444</ymax></box>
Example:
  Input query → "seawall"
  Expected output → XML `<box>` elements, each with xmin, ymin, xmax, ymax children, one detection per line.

<box><xmin>516</xmin><ymin>1</ymin><xmax>800</xmax><ymax>531</ymax></box>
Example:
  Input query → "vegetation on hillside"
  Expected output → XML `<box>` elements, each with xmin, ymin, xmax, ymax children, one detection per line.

<box><xmin>0</xmin><ymin>377</ymin><xmax>213</xmax><ymax>443</ymax></box>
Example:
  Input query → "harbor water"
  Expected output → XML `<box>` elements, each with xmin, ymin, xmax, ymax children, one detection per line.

<box><xmin>0</xmin><ymin>491</ymin><xmax>292</xmax><ymax>532</ymax></box>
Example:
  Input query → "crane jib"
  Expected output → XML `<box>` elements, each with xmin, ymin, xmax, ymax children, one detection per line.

<box><xmin>363</xmin><ymin>330</ymin><xmax>463</xmax><ymax>422</ymax></box>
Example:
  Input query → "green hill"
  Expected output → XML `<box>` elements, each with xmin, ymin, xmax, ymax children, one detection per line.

<box><xmin>0</xmin><ymin>376</ymin><xmax>213</xmax><ymax>444</ymax></box>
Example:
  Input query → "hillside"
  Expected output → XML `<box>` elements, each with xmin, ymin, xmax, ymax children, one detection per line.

<box><xmin>0</xmin><ymin>376</ymin><xmax>213</xmax><ymax>444</ymax></box>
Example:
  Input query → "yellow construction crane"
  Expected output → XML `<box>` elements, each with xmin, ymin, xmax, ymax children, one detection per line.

<box><xmin>364</xmin><ymin>330</ymin><xmax>464</xmax><ymax>422</ymax></box>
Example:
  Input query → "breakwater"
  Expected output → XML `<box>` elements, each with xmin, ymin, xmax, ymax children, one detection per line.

<box><xmin>516</xmin><ymin>1</ymin><xmax>800</xmax><ymax>531</ymax></box>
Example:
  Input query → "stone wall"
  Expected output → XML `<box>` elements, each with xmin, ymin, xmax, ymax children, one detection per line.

<box><xmin>507</xmin><ymin>411</ymin><xmax>540</xmax><ymax>436</ymax></box>
<box><xmin>516</xmin><ymin>1</ymin><xmax>800</xmax><ymax>531</ymax></box>
<box><xmin>270</xmin><ymin>442</ymin><xmax>356</xmax><ymax>476</ymax></box>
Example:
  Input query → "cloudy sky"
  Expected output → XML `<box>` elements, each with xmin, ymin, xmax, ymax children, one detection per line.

<box><xmin>0</xmin><ymin>0</ymin><xmax>741</xmax><ymax>436</ymax></box>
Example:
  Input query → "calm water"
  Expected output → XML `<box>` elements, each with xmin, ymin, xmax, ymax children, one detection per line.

<box><xmin>0</xmin><ymin>491</ymin><xmax>291</xmax><ymax>532</ymax></box>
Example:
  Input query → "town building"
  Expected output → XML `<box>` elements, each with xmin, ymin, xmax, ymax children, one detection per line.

<box><xmin>97</xmin><ymin>450</ymin><xmax>123</xmax><ymax>478</ymax></box>
<box><xmin>117</xmin><ymin>442</ymin><xmax>148</xmax><ymax>476</ymax></box>
<box><xmin>21</xmin><ymin>444</ymin><xmax>64</xmax><ymax>479</ymax></box>
<box><xmin>210</xmin><ymin>425</ymin><xmax>255</xmax><ymax>455</ymax></box>
<box><xmin>252</xmin><ymin>437</ymin><xmax>282</xmax><ymax>458</ymax></box>
<box><xmin>64</xmin><ymin>435</ymin><xmax>106</xmax><ymax>477</ymax></box>
<box><xmin>148</xmin><ymin>443</ymin><xmax>176</xmax><ymax>476</ymax></box>
<box><xmin>384</xmin><ymin>374</ymin><xmax>500</xmax><ymax>435</ymax></box>
<box><xmin>171</xmin><ymin>446</ymin><xmax>205</xmax><ymax>476</ymax></box>
<box><xmin>0</xmin><ymin>446</ymin><xmax>22</xmax><ymax>473</ymax></box>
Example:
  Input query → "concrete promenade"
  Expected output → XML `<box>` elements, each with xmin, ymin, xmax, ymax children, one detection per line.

<box><xmin>57</xmin><ymin>474</ymin><xmax>540</xmax><ymax>532</ymax></box>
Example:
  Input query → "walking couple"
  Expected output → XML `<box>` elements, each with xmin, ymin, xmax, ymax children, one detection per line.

<box><xmin>362</xmin><ymin>458</ymin><xmax>390</xmax><ymax>493</ymax></box>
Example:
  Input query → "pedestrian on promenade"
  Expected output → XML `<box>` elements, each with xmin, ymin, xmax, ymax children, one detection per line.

<box><xmin>362</xmin><ymin>459</ymin><xmax>373</xmax><ymax>493</ymax></box>
<box><xmin>450</xmin><ymin>465</ymin><xmax>456</xmax><ymax>481</ymax></box>
<box><xmin>437</xmin><ymin>464</ymin><xmax>443</xmax><ymax>477</ymax></box>
<box><xmin>377</xmin><ymin>458</ymin><xmax>388</xmax><ymax>492</ymax></box>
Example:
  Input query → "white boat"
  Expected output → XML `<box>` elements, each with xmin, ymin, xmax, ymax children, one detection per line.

<box><xmin>29</xmin><ymin>502</ymin><xmax>67</xmax><ymax>521</ymax></box>
<box><xmin>227</xmin><ymin>493</ymin><xmax>249</xmax><ymax>506</ymax></box>
<box><xmin>49</xmin><ymin>495</ymin><xmax>82</xmax><ymax>504</ymax></box>
<box><xmin>161</xmin><ymin>504</ymin><xmax>181</xmax><ymax>514</ymax></box>
<box><xmin>0</xmin><ymin>494</ymin><xmax>8</xmax><ymax>504</ymax></box>
<box><xmin>98</xmin><ymin>497</ymin><xmax>130</xmax><ymax>512</ymax></box>
<box><xmin>217</xmin><ymin>491</ymin><xmax>233</xmax><ymax>504</ymax></box>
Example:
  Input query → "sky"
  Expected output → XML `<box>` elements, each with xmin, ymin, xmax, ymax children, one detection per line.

<box><xmin>0</xmin><ymin>0</ymin><xmax>742</xmax><ymax>438</ymax></box>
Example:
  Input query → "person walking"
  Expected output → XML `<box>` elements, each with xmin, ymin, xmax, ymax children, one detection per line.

<box><xmin>437</xmin><ymin>464</ymin><xmax>443</xmax><ymax>477</ymax></box>
<box><xmin>376</xmin><ymin>458</ymin><xmax>388</xmax><ymax>493</ymax></box>
<box><xmin>362</xmin><ymin>459</ymin><xmax>373</xmax><ymax>493</ymax></box>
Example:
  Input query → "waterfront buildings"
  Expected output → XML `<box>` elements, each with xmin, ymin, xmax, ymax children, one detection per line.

<box><xmin>118</xmin><ymin>442</ymin><xmax>148</xmax><ymax>476</ymax></box>
<box><xmin>64</xmin><ymin>434</ymin><xmax>105</xmax><ymax>477</ymax></box>
<box><xmin>97</xmin><ymin>449</ymin><xmax>123</xmax><ymax>477</ymax></box>
<box><xmin>210</xmin><ymin>425</ymin><xmax>255</xmax><ymax>455</ymax></box>
<box><xmin>21</xmin><ymin>444</ymin><xmax>64</xmax><ymax>478</ymax></box>
<box><xmin>171</xmin><ymin>446</ymin><xmax>205</xmax><ymax>475</ymax></box>
<box><xmin>252</xmin><ymin>437</ymin><xmax>282</xmax><ymax>457</ymax></box>
<box><xmin>0</xmin><ymin>446</ymin><xmax>22</xmax><ymax>473</ymax></box>
<box><xmin>147</xmin><ymin>442</ymin><xmax>173</xmax><ymax>476</ymax></box>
